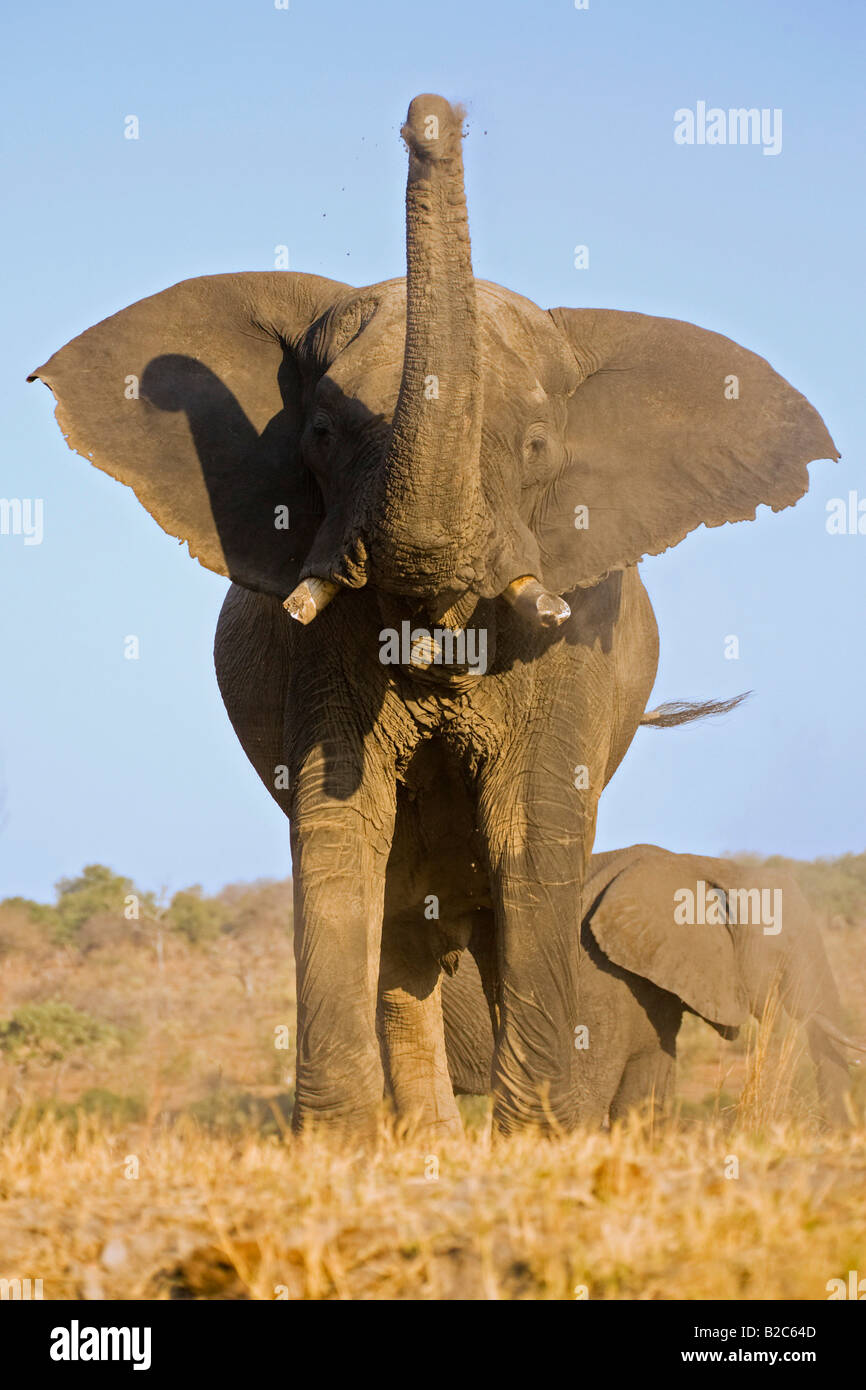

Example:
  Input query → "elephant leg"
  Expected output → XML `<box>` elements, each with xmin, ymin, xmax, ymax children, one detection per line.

<box><xmin>468</xmin><ymin>571</ymin><xmax>657</xmax><ymax>1134</ymax></box>
<box><xmin>374</xmin><ymin>750</ymin><xmax>481</xmax><ymax>1136</ymax></box>
<box><xmin>467</xmin><ymin>908</ymin><xmax>499</xmax><ymax>1035</ymax></box>
<box><xmin>478</xmin><ymin>757</ymin><xmax>591</xmax><ymax>1134</ymax></box>
<box><xmin>377</xmin><ymin>919</ymin><xmax>462</xmax><ymax>1139</ymax></box>
<box><xmin>439</xmin><ymin>915</ymin><xmax>497</xmax><ymax>1097</ymax></box>
<box><xmin>290</xmin><ymin>744</ymin><xmax>398</xmax><ymax>1137</ymax></box>
<box><xmin>609</xmin><ymin>1049</ymin><xmax>676</xmax><ymax>1124</ymax></box>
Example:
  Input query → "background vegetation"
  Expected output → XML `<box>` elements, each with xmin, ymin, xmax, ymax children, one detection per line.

<box><xmin>0</xmin><ymin>853</ymin><xmax>863</xmax><ymax>1299</ymax></box>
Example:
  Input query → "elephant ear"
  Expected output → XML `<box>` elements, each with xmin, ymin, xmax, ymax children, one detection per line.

<box><xmin>538</xmin><ymin>307</ymin><xmax>839</xmax><ymax>592</ymax></box>
<box><xmin>28</xmin><ymin>271</ymin><xmax>352</xmax><ymax>596</ymax></box>
<box><xmin>585</xmin><ymin>847</ymin><xmax>750</xmax><ymax>1028</ymax></box>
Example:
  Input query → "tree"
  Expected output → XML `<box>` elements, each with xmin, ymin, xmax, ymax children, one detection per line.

<box><xmin>165</xmin><ymin>886</ymin><xmax>225</xmax><ymax>944</ymax></box>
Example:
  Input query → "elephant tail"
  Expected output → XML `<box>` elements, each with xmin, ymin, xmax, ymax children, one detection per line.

<box><xmin>640</xmin><ymin>692</ymin><xmax>751</xmax><ymax>728</ymax></box>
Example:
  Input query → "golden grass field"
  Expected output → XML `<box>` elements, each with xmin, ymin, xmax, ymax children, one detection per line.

<box><xmin>1</xmin><ymin>869</ymin><xmax>864</xmax><ymax>1301</ymax></box>
<box><xmin>2</xmin><ymin>1109</ymin><xmax>866</xmax><ymax>1301</ymax></box>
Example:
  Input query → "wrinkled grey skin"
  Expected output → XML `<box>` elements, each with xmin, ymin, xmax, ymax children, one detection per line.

<box><xmin>30</xmin><ymin>95</ymin><xmax>837</xmax><ymax>1138</ymax></box>
<box><xmin>215</xmin><ymin>576</ymin><xmax>661</xmax><ymax>1137</ymax></box>
<box><xmin>440</xmin><ymin>845</ymin><xmax>862</xmax><ymax>1127</ymax></box>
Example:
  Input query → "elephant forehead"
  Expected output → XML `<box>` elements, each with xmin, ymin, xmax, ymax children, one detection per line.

<box><xmin>476</xmin><ymin>281</ymin><xmax>580</xmax><ymax>395</ymax></box>
<box><xmin>320</xmin><ymin>277</ymin><xmax>577</xmax><ymax>411</ymax></box>
<box><xmin>324</xmin><ymin>315</ymin><xmax>404</xmax><ymax>407</ymax></box>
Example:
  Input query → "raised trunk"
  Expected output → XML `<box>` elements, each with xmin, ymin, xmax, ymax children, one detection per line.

<box><xmin>371</xmin><ymin>95</ymin><xmax>486</xmax><ymax>599</ymax></box>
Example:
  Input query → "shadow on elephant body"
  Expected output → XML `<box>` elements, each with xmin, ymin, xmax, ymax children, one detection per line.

<box><xmin>139</xmin><ymin>352</ymin><xmax>324</xmax><ymax>593</ymax></box>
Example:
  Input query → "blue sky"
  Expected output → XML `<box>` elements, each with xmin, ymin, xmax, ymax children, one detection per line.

<box><xmin>2</xmin><ymin>0</ymin><xmax>864</xmax><ymax>900</ymax></box>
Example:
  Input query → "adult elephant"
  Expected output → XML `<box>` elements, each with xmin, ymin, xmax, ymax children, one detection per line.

<box><xmin>29</xmin><ymin>96</ymin><xmax>837</xmax><ymax>1136</ymax></box>
<box><xmin>441</xmin><ymin>845</ymin><xmax>864</xmax><ymax>1128</ymax></box>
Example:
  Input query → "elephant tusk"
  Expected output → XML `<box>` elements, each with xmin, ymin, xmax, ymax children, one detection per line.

<box><xmin>501</xmin><ymin>575</ymin><xmax>571</xmax><ymax>629</ymax></box>
<box><xmin>812</xmin><ymin>1013</ymin><xmax>866</xmax><ymax>1053</ymax></box>
<box><xmin>282</xmin><ymin>577</ymin><xmax>341</xmax><ymax>625</ymax></box>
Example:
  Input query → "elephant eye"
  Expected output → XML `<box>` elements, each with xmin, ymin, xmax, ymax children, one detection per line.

<box><xmin>523</xmin><ymin>428</ymin><xmax>546</xmax><ymax>458</ymax></box>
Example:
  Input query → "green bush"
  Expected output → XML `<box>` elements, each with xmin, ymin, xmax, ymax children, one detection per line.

<box><xmin>54</xmin><ymin>864</ymin><xmax>155</xmax><ymax>942</ymax></box>
<box><xmin>5</xmin><ymin>1089</ymin><xmax>145</xmax><ymax>1134</ymax></box>
<box><xmin>0</xmin><ymin>896</ymin><xmax>62</xmax><ymax>932</ymax></box>
<box><xmin>182</xmin><ymin>1089</ymin><xmax>292</xmax><ymax>1137</ymax></box>
<box><xmin>1</xmin><ymin>865</ymin><xmax>156</xmax><ymax>946</ymax></box>
<box><xmin>77</xmin><ymin>1087</ymin><xmax>145</xmax><ymax>1123</ymax></box>
<box><xmin>165</xmin><ymin>886</ymin><xmax>226</xmax><ymax>943</ymax></box>
<box><xmin>0</xmin><ymin>1001</ymin><xmax>126</xmax><ymax>1063</ymax></box>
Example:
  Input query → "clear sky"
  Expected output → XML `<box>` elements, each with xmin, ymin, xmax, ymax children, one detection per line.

<box><xmin>2</xmin><ymin>0</ymin><xmax>864</xmax><ymax>900</ymax></box>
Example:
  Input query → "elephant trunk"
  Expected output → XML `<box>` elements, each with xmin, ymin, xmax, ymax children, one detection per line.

<box><xmin>774</xmin><ymin>914</ymin><xmax>857</xmax><ymax>1127</ymax></box>
<box><xmin>369</xmin><ymin>95</ymin><xmax>487</xmax><ymax>600</ymax></box>
<box><xmin>284</xmin><ymin>95</ymin><xmax>571</xmax><ymax>629</ymax></box>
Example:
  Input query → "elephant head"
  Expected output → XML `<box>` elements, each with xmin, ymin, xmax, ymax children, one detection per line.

<box><xmin>584</xmin><ymin>845</ymin><xmax>863</xmax><ymax>1125</ymax></box>
<box><xmin>29</xmin><ymin>94</ymin><xmax>836</xmax><ymax>632</ymax></box>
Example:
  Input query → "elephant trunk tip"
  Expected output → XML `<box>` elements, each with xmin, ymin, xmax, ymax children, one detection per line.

<box><xmin>402</xmin><ymin>94</ymin><xmax>466</xmax><ymax>162</ymax></box>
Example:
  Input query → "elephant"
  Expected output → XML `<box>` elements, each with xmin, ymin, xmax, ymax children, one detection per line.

<box><xmin>440</xmin><ymin>844</ymin><xmax>864</xmax><ymax>1128</ymax></box>
<box><xmin>28</xmin><ymin>94</ymin><xmax>838</xmax><ymax>1137</ymax></box>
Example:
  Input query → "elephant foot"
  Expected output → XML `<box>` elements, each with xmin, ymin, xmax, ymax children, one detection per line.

<box><xmin>291</xmin><ymin>1065</ymin><xmax>386</xmax><ymax>1146</ymax></box>
<box><xmin>491</xmin><ymin>1081</ymin><xmax>579</xmax><ymax>1137</ymax></box>
<box><xmin>398</xmin><ymin>1119</ymin><xmax>465</xmax><ymax>1153</ymax></box>
<box><xmin>393</xmin><ymin>1100</ymin><xmax>465</xmax><ymax>1142</ymax></box>
<box><xmin>378</xmin><ymin>971</ymin><xmax>464</xmax><ymax>1141</ymax></box>
<box><xmin>291</xmin><ymin>1101</ymin><xmax>383</xmax><ymax>1148</ymax></box>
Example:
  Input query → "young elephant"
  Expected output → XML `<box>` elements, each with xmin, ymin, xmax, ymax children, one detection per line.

<box><xmin>440</xmin><ymin>844</ymin><xmax>864</xmax><ymax>1126</ymax></box>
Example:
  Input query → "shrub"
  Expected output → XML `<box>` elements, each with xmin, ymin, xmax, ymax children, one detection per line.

<box><xmin>165</xmin><ymin>887</ymin><xmax>226</xmax><ymax>944</ymax></box>
<box><xmin>76</xmin><ymin>913</ymin><xmax>145</xmax><ymax>955</ymax></box>
<box><xmin>0</xmin><ymin>1001</ymin><xmax>126</xmax><ymax>1063</ymax></box>
<box><xmin>0</xmin><ymin>896</ymin><xmax>62</xmax><ymax>935</ymax></box>
<box><xmin>54</xmin><ymin>864</ymin><xmax>155</xmax><ymax>942</ymax></box>
<box><xmin>5</xmin><ymin>1089</ymin><xmax>145</xmax><ymax>1134</ymax></box>
<box><xmin>182</xmin><ymin>1089</ymin><xmax>292</xmax><ymax>1137</ymax></box>
<box><xmin>218</xmin><ymin>879</ymin><xmax>293</xmax><ymax>936</ymax></box>
<box><xmin>0</xmin><ymin>904</ymin><xmax>56</xmax><ymax>959</ymax></box>
<box><xmin>1</xmin><ymin>866</ymin><xmax>156</xmax><ymax>947</ymax></box>
<box><xmin>77</xmin><ymin>1087</ymin><xmax>145</xmax><ymax>1123</ymax></box>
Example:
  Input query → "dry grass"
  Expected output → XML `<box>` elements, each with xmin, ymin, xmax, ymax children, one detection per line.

<box><xmin>0</xmin><ymin>897</ymin><xmax>864</xmax><ymax>1301</ymax></box>
<box><xmin>0</xmin><ymin>1106</ymin><xmax>864</xmax><ymax>1300</ymax></box>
